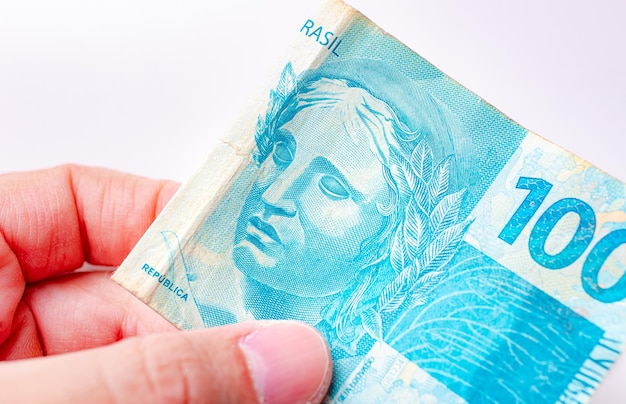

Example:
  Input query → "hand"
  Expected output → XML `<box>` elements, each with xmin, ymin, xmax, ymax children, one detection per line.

<box><xmin>0</xmin><ymin>165</ymin><xmax>331</xmax><ymax>403</ymax></box>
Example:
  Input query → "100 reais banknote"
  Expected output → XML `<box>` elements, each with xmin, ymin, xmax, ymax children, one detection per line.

<box><xmin>112</xmin><ymin>1</ymin><xmax>626</xmax><ymax>402</ymax></box>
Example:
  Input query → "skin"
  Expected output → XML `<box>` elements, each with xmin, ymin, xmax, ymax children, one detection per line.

<box><xmin>0</xmin><ymin>165</ymin><xmax>331</xmax><ymax>403</ymax></box>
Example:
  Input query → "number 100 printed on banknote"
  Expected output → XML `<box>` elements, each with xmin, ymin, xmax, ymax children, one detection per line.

<box><xmin>113</xmin><ymin>1</ymin><xmax>626</xmax><ymax>402</ymax></box>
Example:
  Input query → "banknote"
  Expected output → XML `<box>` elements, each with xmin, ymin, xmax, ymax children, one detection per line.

<box><xmin>112</xmin><ymin>1</ymin><xmax>626</xmax><ymax>402</ymax></box>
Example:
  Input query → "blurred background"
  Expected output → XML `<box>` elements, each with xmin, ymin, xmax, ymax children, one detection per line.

<box><xmin>1</xmin><ymin>1</ymin><xmax>624</xmax><ymax>181</ymax></box>
<box><xmin>1</xmin><ymin>0</ymin><xmax>625</xmax><ymax>400</ymax></box>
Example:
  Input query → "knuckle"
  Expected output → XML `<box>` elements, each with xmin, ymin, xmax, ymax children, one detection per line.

<box><xmin>133</xmin><ymin>335</ymin><xmax>209</xmax><ymax>404</ymax></box>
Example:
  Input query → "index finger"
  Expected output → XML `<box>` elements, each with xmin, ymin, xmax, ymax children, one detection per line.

<box><xmin>0</xmin><ymin>164</ymin><xmax>179</xmax><ymax>283</ymax></box>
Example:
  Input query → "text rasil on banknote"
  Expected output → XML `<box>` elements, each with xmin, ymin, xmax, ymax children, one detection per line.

<box><xmin>112</xmin><ymin>0</ymin><xmax>626</xmax><ymax>402</ymax></box>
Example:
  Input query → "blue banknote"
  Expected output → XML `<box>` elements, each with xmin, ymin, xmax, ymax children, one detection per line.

<box><xmin>113</xmin><ymin>1</ymin><xmax>626</xmax><ymax>402</ymax></box>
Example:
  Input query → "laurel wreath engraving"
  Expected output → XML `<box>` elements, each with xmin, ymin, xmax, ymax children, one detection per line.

<box><xmin>360</xmin><ymin>140</ymin><xmax>471</xmax><ymax>341</ymax></box>
<box><xmin>254</xmin><ymin>63</ymin><xmax>297</xmax><ymax>164</ymax></box>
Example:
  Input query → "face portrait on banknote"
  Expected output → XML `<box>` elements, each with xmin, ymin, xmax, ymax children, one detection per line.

<box><xmin>226</xmin><ymin>59</ymin><xmax>474</xmax><ymax>353</ymax></box>
<box><xmin>233</xmin><ymin>78</ymin><xmax>392</xmax><ymax>299</ymax></box>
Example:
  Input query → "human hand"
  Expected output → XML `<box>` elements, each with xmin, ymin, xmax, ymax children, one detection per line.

<box><xmin>0</xmin><ymin>165</ymin><xmax>331</xmax><ymax>403</ymax></box>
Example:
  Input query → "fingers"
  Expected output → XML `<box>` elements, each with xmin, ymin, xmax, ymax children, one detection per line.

<box><xmin>0</xmin><ymin>165</ymin><xmax>179</xmax><ymax>283</ymax></box>
<box><xmin>0</xmin><ymin>234</ymin><xmax>24</xmax><ymax>342</ymax></box>
<box><xmin>23</xmin><ymin>271</ymin><xmax>177</xmax><ymax>356</ymax></box>
<box><xmin>0</xmin><ymin>321</ymin><xmax>333</xmax><ymax>404</ymax></box>
<box><xmin>0</xmin><ymin>302</ymin><xmax>42</xmax><ymax>360</ymax></box>
<box><xmin>0</xmin><ymin>165</ymin><xmax>178</xmax><ymax>348</ymax></box>
<box><xmin>69</xmin><ymin>165</ymin><xmax>179</xmax><ymax>267</ymax></box>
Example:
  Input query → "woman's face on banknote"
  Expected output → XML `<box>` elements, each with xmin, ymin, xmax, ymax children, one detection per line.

<box><xmin>233</xmin><ymin>104</ymin><xmax>390</xmax><ymax>297</ymax></box>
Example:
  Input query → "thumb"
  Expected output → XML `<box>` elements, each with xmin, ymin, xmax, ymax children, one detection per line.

<box><xmin>0</xmin><ymin>321</ymin><xmax>332</xmax><ymax>404</ymax></box>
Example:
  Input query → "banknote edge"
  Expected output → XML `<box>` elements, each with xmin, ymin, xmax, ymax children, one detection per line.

<box><xmin>111</xmin><ymin>0</ymin><xmax>358</xmax><ymax>311</ymax></box>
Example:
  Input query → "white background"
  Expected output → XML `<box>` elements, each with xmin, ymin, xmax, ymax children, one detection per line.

<box><xmin>1</xmin><ymin>0</ymin><xmax>625</xmax><ymax>401</ymax></box>
<box><xmin>1</xmin><ymin>1</ymin><xmax>624</xmax><ymax>182</ymax></box>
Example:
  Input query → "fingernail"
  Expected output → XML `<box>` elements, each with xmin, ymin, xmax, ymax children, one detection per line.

<box><xmin>239</xmin><ymin>322</ymin><xmax>332</xmax><ymax>404</ymax></box>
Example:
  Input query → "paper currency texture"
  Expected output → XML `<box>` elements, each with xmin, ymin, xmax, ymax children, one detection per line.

<box><xmin>113</xmin><ymin>1</ymin><xmax>626</xmax><ymax>402</ymax></box>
